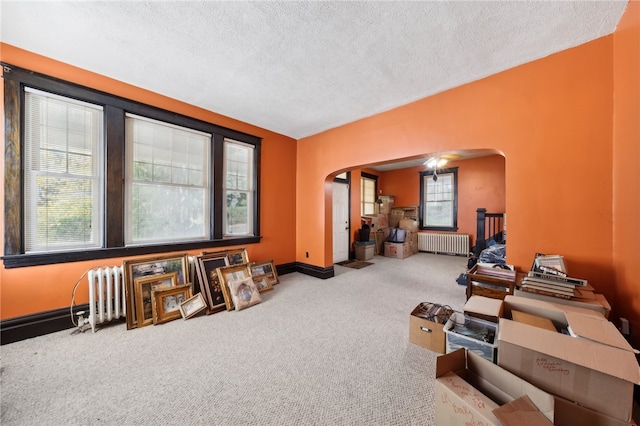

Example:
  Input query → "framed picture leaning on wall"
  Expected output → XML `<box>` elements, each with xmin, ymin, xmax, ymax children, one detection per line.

<box><xmin>195</xmin><ymin>253</ymin><xmax>229</xmax><ymax>314</ymax></box>
<box><xmin>123</xmin><ymin>253</ymin><xmax>190</xmax><ymax>330</ymax></box>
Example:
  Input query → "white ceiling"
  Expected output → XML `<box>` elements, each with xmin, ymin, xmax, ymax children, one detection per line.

<box><xmin>0</xmin><ymin>1</ymin><xmax>628</xmax><ymax>142</ymax></box>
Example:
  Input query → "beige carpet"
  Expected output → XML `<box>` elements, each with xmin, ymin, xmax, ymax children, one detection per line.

<box><xmin>0</xmin><ymin>253</ymin><xmax>468</xmax><ymax>426</ymax></box>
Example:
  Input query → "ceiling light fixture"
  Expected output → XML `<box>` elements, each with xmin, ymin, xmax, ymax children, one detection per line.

<box><xmin>424</xmin><ymin>157</ymin><xmax>448</xmax><ymax>169</ymax></box>
<box><xmin>424</xmin><ymin>157</ymin><xmax>448</xmax><ymax>182</ymax></box>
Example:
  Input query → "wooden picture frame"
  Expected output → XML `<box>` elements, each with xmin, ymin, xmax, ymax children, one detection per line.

<box><xmin>201</xmin><ymin>247</ymin><xmax>249</xmax><ymax>266</ymax></box>
<box><xmin>250</xmin><ymin>260</ymin><xmax>279</xmax><ymax>288</ymax></box>
<box><xmin>152</xmin><ymin>284</ymin><xmax>192</xmax><ymax>325</ymax></box>
<box><xmin>134</xmin><ymin>272</ymin><xmax>178</xmax><ymax>328</ymax></box>
<box><xmin>179</xmin><ymin>293</ymin><xmax>207</xmax><ymax>319</ymax></box>
<box><xmin>252</xmin><ymin>275</ymin><xmax>273</xmax><ymax>293</ymax></box>
<box><xmin>195</xmin><ymin>253</ymin><xmax>229</xmax><ymax>314</ymax></box>
<box><xmin>225</xmin><ymin>248</ymin><xmax>249</xmax><ymax>265</ymax></box>
<box><xmin>123</xmin><ymin>253</ymin><xmax>189</xmax><ymax>330</ymax></box>
<box><xmin>217</xmin><ymin>263</ymin><xmax>252</xmax><ymax>311</ymax></box>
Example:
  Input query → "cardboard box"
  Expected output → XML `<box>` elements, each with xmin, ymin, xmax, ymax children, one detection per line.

<box><xmin>513</xmin><ymin>288</ymin><xmax>611</xmax><ymax>318</ymax></box>
<box><xmin>405</xmin><ymin>230</ymin><xmax>418</xmax><ymax>254</ymax></box>
<box><xmin>444</xmin><ymin>312</ymin><xmax>498</xmax><ymax>363</ymax></box>
<box><xmin>409</xmin><ymin>303</ymin><xmax>453</xmax><ymax>353</ymax></box>
<box><xmin>464</xmin><ymin>295</ymin><xmax>504</xmax><ymax>323</ymax></box>
<box><xmin>408</xmin><ymin>241</ymin><xmax>418</xmax><ymax>255</ymax></box>
<box><xmin>362</xmin><ymin>214</ymin><xmax>388</xmax><ymax>230</ymax></box>
<box><xmin>497</xmin><ymin>314</ymin><xmax>640</xmax><ymax>421</ymax></box>
<box><xmin>492</xmin><ymin>395</ymin><xmax>553</xmax><ymax>426</ymax></box>
<box><xmin>435</xmin><ymin>349</ymin><xmax>554</xmax><ymax>426</ymax></box>
<box><xmin>398</xmin><ymin>218</ymin><xmax>419</xmax><ymax>231</ymax></box>
<box><xmin>511</xmin><ymin>310</ymin><xmax>557</xmax><ymax>332</ymax></box>
<box><xmin>384</xmin><ymin>241</ymin><xmax>412</xmax><ymax>259</ymax></box>
<box><xmin>501</xmin><ymin>295</ymin><xmax>609</xmax><ymax>330</ymax></box>
<box><xmin>554</xmin><ymin>395</ymin><xmax>637</xmax><ymax>426</ymax></box>
<box><xmin>369</xmin><ymin>228</ymin><xmax>390</xmax><ymax>255</ymax></box>
<box><xmin>389</xmin><ymin>213</ymin><xmax>403</xmax><ymax>229</ymax></box>
<box><xmin>378</xmin><ymin>195</ymin><xmax>394</xmax><ymax>215</ymax></box>
<box><xmin>391</xmin><ymin>205</ymin><xmax>419</xmax><ymax>219</ymax></box>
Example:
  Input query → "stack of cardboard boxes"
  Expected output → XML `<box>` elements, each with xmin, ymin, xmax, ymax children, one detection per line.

<box><xmin>389</xmin><ymin>205</ymin><xmax>419</xmax><ymax>228</ymax></box>
<box><xmin>361</xmin><ymin>201</ymin><xmax>421</xmax><ymax>259</ymax></box>
<box><xmin>383</xmin><ymin>215</ymin><xmax>420</xmax><ymax>259</ymax></box>
<box><xmin>410</xmin><ymin>295</ymin><xmax>639</xmax><ymax>425</ymax></box>
<box><xmin>361</xmin><ymin>214</ymin><xmax>389</xmax><ymax>255</ymax></box>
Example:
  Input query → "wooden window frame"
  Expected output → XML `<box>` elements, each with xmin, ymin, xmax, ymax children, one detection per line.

<box><xmin>2</xmin><ymin>64</ymin><xmax>261</xmax><ymax>268</ymax></box>
<box><xmin>419</xmin><ymin>167</ymin><xmax>458</xmax><ymax>232</ymax></box>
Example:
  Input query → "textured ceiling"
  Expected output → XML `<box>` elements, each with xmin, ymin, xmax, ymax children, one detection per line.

<box><xmin>0</xmin><ymin>1</ymin><xmax>628</xmax><ymax>140</ymax></box>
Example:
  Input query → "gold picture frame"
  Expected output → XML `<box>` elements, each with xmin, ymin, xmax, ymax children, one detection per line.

<box><xmin>123</xmin><ymin>253</ymin><xmax>190</xmax><ymax>330</ymax></box>
<box><xmin>179</xmin><ymin>293</ymin><xmax>207</xmax><ymax>320</ymax></box>
<box><xmin>225</xmin><ymin>248</ymin><xmax>249</xmax><ymax>265</ymax></box>
<box><xmin>217</xmin><ymin>263</ymin><xmax>252</xmax><ymax>311</ymax></box>
<box><xmin>201</xmin><ymin>247</ymin><xmax>249</xmax><ymax>266</ymax></box>
<box><xmin>134</xmin><ymin>272</ymin><xmax>178</xmax><ymax>328</ymax></box>
<box><xmin>250</xmin><ymin>260</ymin><xmax>279</xmax><ymax>288</ymax></box>
<box><xmin>252</xmin><ymin>275</ymin><xmax>273</xmax><ymax>293</ymax></box>
<box><xmin>152</xmin><ymin>284</ymin><xmax>192</xmax><ymax>325</ymax></box>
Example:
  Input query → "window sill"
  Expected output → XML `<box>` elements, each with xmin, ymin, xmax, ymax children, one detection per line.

<box><xmin>421</xmin><ymin>227</ymin><xmax>458</xmax><ymax>232</ymax></box>
<box><xmin>2</xmin><ymin>236</ymin><xmax>262</xmax><ymax>268</ymax></box>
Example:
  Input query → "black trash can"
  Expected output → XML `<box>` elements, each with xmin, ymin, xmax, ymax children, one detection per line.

<box><xmin>359</xmin><ymin>225</ymin><xmax>370</xmax><ymax>242</ymax></box>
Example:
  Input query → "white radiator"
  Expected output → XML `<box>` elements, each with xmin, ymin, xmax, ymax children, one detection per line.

<box><xmin>418</xmin><ymin>233</ymin><xmax>470</xmax><ymax>256</ymax></box>
<box><xmin>87</xmin><ymin>266</ymin><xmax>126</xmax><ymax>333</ymax></box>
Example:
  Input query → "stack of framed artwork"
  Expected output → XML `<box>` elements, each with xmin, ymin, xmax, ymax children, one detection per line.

<box><xmin>197</xmin><ymin>248</ymin><xmax>279</xmax><ymax>312</ymax></box>
<box><xmin>122</xmin><ymin>248</ymin><xmax>279</xmax><ymax>330</ymax></box>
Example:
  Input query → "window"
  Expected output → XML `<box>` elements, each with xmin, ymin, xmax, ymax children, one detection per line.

<box><xmin>125</xmin><ymin>114</ymin><xmax>211</xmax><ymax>245</ymax></box>
<box><xmin>224</xmin><ymin>139</ymin><xmax>254</xmax><ymax>236</ymax></box>
<box><xmin>361</xmin><ymin>173</ymin><xmax>377</xmax><ymax>215</ymax></box>
<box><xmin>420</xmin><ymin>168</ymin><xmax>458</xmax><ymax>231</ymax></box>
<box><xmin>3</xmin><ymin>64</ymin><xmax>261</xmax><ymax>268</ymax></box>
<box><xmin>24</xmin><ymin>88</ymin><xmax>104</xmax><ymax>253</ymax></box>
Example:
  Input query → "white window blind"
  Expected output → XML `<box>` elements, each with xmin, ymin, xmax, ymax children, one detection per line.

<box><xmin>24</xmin><ymin>87</ymin><xmax>104</xmax><ymax>252</ymax></box>
<box><xmin>361</xmin><ymin>177</ymin><xmax>376</xmax><ymax>215</ymax></box>
<box><xmin>223</xmin><ymin>139</ymin><xmax>254</xmax><ymax>236</ymax></box>
<box><xmin>125</xmin><ymin>114</ymin><xmax>211</xmax><ymax>245</ymax></box>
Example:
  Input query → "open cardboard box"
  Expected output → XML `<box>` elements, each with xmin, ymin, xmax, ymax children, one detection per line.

<box><xmin>513</xmin><ymin>287</ymin><xmax>611</xmax><ymax>318</ymax></box>
<box><xmin>498</xmin><ymin>296</ymin><xmax>640</xmax><ymax>422</ymax></box>
<box><xmin>408</xmin><ymin>303</ymin><xmax>452</xmax><ymax>353</ymax></box>
<box><xmin>435</xmin><ymin>348</ymin><xmax>554</xmax><ymax>425</ymax></box>
<box><xmin>501</xmin><ymin>295</ymin><xmax>633</xmax><ymax>351</ymax></box>
<box><xmin>554</xmin><ymin>395</ymin><xmax>638</xmax><ymax>426</ymax></box>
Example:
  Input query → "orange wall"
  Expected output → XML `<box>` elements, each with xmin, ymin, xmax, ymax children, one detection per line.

<box><xmin>3</xmin><ymin>5</ymin><xmax>638</xmax><ymax>338</ymax></box>
<box><xmin>0</xmin><ymin>44</ymin><xmax>298</xmax><ymax>319</ymax></box>
<box><xmin>380</xmin><ymin>155</ymin><xmax>506</xmax><ymax>247</ymax></box>
<box><xmin>298</xmin><ymin>36</ymin><xmax>617</xmax><ymax>305</ymax></box>
<box><xmin>613</xmin><ymin>1</ymin><xmax>640</xmax><ymax>344</ymax></box>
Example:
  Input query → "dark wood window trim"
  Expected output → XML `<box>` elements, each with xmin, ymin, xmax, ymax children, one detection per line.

<box><xmin>361</xmin><ymin>172</ymin><xmax>378</xmax><ymax>184</ymax></box>
<box><xmin>333</xmin><ymin>171</ymin><xmax>350</xmax><ymax>184</ymax></box>
<box><xmin>2</xmin><ymin>64</ymin><xmax>261</xmax><ymax>268</ymax></box>
<box><xmin>419</xmin><ymin>167</ymin><xmax>459</xmax><ymax>232</ymax></box>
